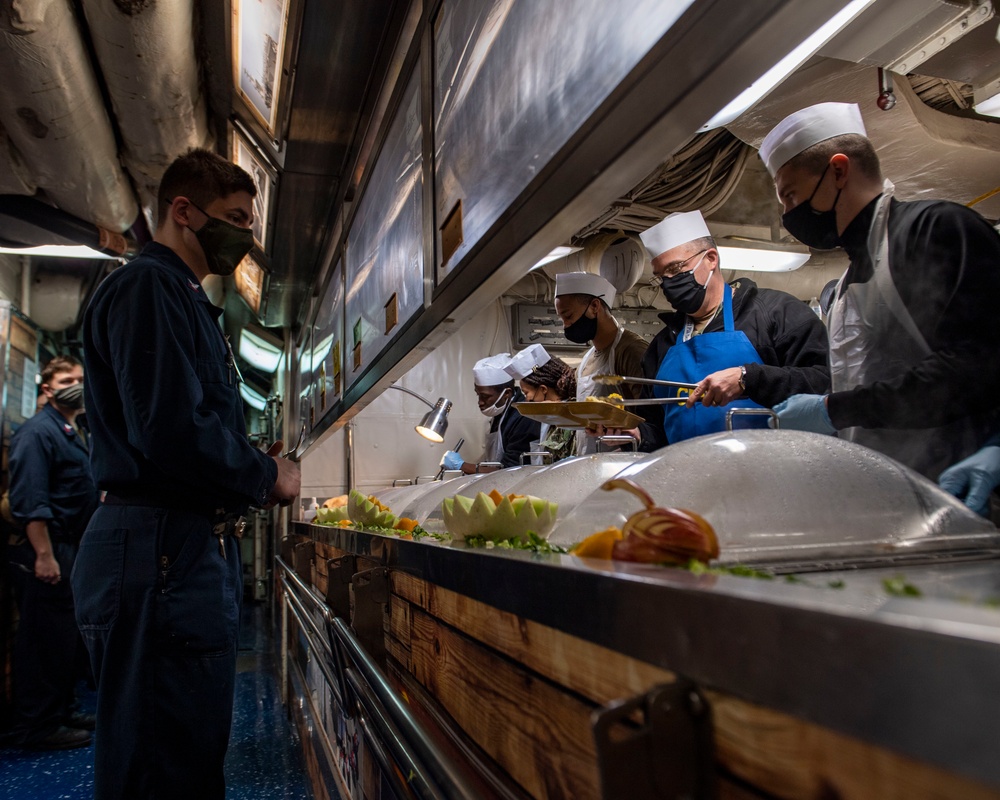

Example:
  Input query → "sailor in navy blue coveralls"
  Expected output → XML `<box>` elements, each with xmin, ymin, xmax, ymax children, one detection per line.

<box><xmin>74</xmin><ymin>152</ymin><xmax>298</xmax><ymax>798</ymax></box>
<box><xmin>7</xmin><ymin>389</ymin><xmax>97</xmax><ymax>746</ymax></box>
<box><xmin>74</xmin><ymin>240</ymin><xmax>277</xmax><ymax>797</ymax></box>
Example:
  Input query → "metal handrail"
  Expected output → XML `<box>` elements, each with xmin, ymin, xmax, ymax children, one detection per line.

<box><xmin>275</xmin><ymin>556</ymin><xmax>478</xmax><ymax>799</ymax></box>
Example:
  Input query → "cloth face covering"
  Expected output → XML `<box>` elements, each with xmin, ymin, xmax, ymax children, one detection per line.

<box><xmin>563</xmin><ymin>305</ymin><xmax>598</xmax><ymax>344</ymax></box>
<box><xmin>52</xmin><ymin>383</ymin><xmax>84</xmax><ymax>410</ymax></box>
<box><xmin>781</xmin><ymin>163</ymin><xmax>842</xmax><ymax>250</ymax></box>
<box><xmin>189</xmin><ymin>200</ymin><xmax>254</xmax><ymax>276</ymax></box>
<box><xmin>661</xmin><ymin>254</ymin><xmax>712</xmax><ymax>315</ymax></box>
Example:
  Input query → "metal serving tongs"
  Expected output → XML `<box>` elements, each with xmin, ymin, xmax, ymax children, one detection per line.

<box><xmin>593</xmin><ymin>374</ymin><xmax>699</xmax><ymax>391</ymax></box>
<box><xmin>281</xmin><ymin>423</ymin><xmax>307</xmax><ymax>462</ymax></box>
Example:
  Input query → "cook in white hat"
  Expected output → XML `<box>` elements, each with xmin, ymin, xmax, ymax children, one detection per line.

<box><xmin>440</xmin><ymin>353</ymin><xmax>541</xmax><ymax>474</ymax></box>
<box><xmin>761</xmin><ymin>102</ymin><xmax>1000</xmax><ymax>496</ymax></box>
<box><xmin>553</xmin><ymin>272</ymin><xmax>650</xmax><ymax>455</ymax></box>
<box><xmin>632</xmin><ymin>209</ymin><xmax>828</xmax><ymax>446</ymax></box>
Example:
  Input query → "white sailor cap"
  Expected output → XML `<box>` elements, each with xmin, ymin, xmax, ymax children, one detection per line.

<box><xmin>553</xmin><ymin>271</ymin><xmax>616</xmax><ymax>308</ymax></box>
<box><xmin>504</xmin><ymin>344</ymin><xmax>552</xmax><ymax>380</ymax></box>
<box><xmin>473</xmin><ymin>353</ymin><xmax>512</xmax><ymax>386</ymax></box>
<box><xmin>639</xmin><ymin>210</ymin><xmax>711</xmax><ymax>259</ymax></box>
<box><xmin>759</xmin><ymin>102</ymin><xmax>867</xmax><ymax>177</ymax></box>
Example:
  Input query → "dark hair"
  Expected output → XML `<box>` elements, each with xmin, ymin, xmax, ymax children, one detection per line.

<box><xmin>559</xmin><ymin>293</ymin><xmax>611</xmax><ymax>313</ymax></box>
<box><xmin>41</xmin><ymin>355</ymin><xmax>81</xmax><ymax>385</ymax></box>
<box><xmin>156</xmin><ymin>149</ymin><xmax>256</xmax><ymax>228</ymax></box>
<box><xmin>522</xmin><ymin>357</ymin><xmax>576</xmax><ymax>400</ymax></box>
<box><xmin>784</xmin><ymin>133</ymin><xmax>881</xmax><ymax>182</ymax></box>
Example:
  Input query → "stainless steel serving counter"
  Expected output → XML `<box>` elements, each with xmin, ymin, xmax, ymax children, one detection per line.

<box><xmin>293</xmin><ymin>519</ymin><xmax>1000</xmax><ymax>790</ymax></box>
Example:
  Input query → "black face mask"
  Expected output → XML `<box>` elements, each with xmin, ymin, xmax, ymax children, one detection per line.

<box><xmin>52</xmin><ymin>383</ymin><xmax>84</xmax><ymax>410</ymax></box>
<box><xmin>781</xmin><ymin>164</ymin><xmax>842</xmax><ymax>251</ymax></box>
<box><xmin>661</xmin><ymin>255</ymin><xmax>712</xmax><ymax>315</ymax></box>
<box><xmin>189</xmin><ymin>201</ymin><xmax>254</xmax><ymax>276</ymax></box>
<box><xmin>563</xmin><ymin>306</ymin><xmax>598</xmax><ymax>344</ymax></box>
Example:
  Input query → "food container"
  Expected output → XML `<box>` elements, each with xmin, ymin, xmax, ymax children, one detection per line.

<box><xmin>548</xmin><ymin>430</ymin><xmax>1000</xmax><ymax>569</ymax></box>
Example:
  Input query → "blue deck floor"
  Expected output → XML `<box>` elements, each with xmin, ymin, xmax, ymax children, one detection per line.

<box><xmin>0</xmin><ymin>603</ymin><xmax>313</xmax><ymax>800</ymax></box>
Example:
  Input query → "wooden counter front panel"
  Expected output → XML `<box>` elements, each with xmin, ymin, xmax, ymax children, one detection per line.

<box><xmin>306</xmin><ymin>537</ymin><xmax>1000</xmax><ymax>800</ymax></box>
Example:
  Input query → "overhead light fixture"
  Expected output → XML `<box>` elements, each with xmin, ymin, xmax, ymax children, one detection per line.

<box><xmin>239</xmin><ymin>382</ymin><xmax>269</xmax><ymax>411</ymax></box>
<box><xmin>529</xmin><ymin>245</ymin><xmax>583</xmax><ymax>271</ymax></box>
<box><xmin>0</xmin><ymin>244</ymin><xmax>119</xmax><ymax>259</ymax></box>
<box><xmin>700</xmin><ymin>0</ymin><xmax>876</xmax><ymax>131</ymax></box>
<box><xmin>239</xmin><ymin>327</ymin><xmax>283</xmax><ymax>373</ymax></box>
<box><xmin>388</xmin><ymin>384</ymin><xmax>453</xmax><ymax>443</ymax></box>
<box><xmin>717</xmin><ymin>237</ymin><xmax>811</xmax><ymax>272</ymax></box>
<box><xmin>974</xmin><ymin>72</ymin><xmax>1000</xmax><ymax>118</ymax></box>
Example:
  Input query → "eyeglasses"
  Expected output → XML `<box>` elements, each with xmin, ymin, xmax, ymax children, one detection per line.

<box><xmin>649</xmin><ymin>249</ymin><xmax>708</xmax><ymax>286</ymax></box>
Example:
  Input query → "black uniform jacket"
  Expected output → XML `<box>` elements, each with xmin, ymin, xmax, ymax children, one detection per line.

<box><xmin>492</xmin><ymin>388</ymin><xmax>541</xmax><ymax>468</ymax></box>
<box><xmin>827</xmin><ymin>197</ymin><xmax>1000</xmax><ymax>436</ymax></box>
<box><xmin>638</xmin><ymin>278</ymin><xmax>830</xmax><ymax>450</ymax></box>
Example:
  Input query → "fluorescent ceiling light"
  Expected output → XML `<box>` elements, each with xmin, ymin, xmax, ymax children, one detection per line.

<box><xmin>0</xmin><ymin>244</ymin><xmax>118</xmax><ymax>259</ymax></box>
<box><xmin>239</xmin><ymin>382</ymin><xmax>268</xmax><ymax>411</ymax></box>
<box><xmin>974</xmin><ymin>73</ymin><xmax>1000</xmax><ymax>118</ymax></box>
<box><xmin>700</xmin><ymin>0</ymin><xmax>876</xmax><ymax>131</ymax></box>
<box><xmin>529</xmin><ymin>246</ymin><xmax>583</xmax><ymax>271</ymax></box>
<box><xmin>717</xmin><ymin>239</ymin><xmax>811</xmax><ymax>272</ymax></box>
<box><xmin>239</xmin><ymin>328</ymin><xmax>282</xmax><ymax>373</ymax></box>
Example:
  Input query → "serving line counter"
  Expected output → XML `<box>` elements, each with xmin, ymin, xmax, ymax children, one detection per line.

<box><xmin>278</xmin><ymin>432</ymin><xmax>1000</xmax><ymax>799</ymax></box>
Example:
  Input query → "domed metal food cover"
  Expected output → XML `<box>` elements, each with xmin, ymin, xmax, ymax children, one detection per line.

<box><xmin>549</xmin><ymin>430</ymin><xmax>1000</xmax><ymax>569</ymax></box>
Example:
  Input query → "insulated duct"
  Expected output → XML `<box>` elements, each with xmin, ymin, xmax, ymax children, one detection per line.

<box><xmin>80</xmin><ymin>0</ymin><xmax>213</xmax><ymax>227</ymax></box>
<box><xmin>0</xmin><ymin>122</ymin><xmax>35</xmax><ymax>195</ymax></box>
<box><xmin>0</xmin><ymin>0</ymin><xmax>138</xmax><ymax>231</ymax></box>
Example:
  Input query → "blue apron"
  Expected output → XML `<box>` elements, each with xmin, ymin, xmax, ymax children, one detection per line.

<box><xmin>656</xmin><ymin>283</ymin><xmax>766</xmax><ymax>443</ymax></box>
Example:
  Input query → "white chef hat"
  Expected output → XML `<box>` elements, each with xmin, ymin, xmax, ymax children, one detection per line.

<box><xmin>759</xmin><ymin>102</ymin><xmax>867</xmax><ymax>177</ymax></box>
<box><xmin>554</xmin><ymin>271</ymin><xmax>616</xmax><ymax>308</ymax></box>
<box><xmin>504</xmin><ymin>344</ymin><xmax>552</xmax><ymax>380</ymax></box>
<box><xmin>473</xmin><ymin>353</ymin><xmax>512</xmax><ymax>386</ymax></box>
<box><xmin>639</xmin><ymin>210</ymin><xmax>711</xmax><ymax>259</ymax></box>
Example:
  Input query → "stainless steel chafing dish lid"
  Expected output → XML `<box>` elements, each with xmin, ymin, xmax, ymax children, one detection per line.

<box><xmin>548</xmin><ymin>430</ymin><xmax>1000</xmax><ymax>568</ymax></box>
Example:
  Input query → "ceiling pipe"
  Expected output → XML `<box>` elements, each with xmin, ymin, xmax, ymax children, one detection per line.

<box><xmin>80</xmin><ymin>0</ymin><xmax>213</xmax><ymax>228</ymax></box>
<box><xmin>0</xmin><ymin>0</ymin><xmax>138</xmax><ymax>231</ymax></box>
<box><xmin>0</xmin><ymin>196</ymin><xmax>137</xmax><ymax>257</ymax></box>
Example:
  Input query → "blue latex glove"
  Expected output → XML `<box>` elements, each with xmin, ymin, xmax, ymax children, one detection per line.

<box><xmin>442</xmin><ymin>450</ymin><xmax>464</xmax><ymax>470</ymax></box>
<box><xmin>772</xmin><ymin>394</ymin><xmax>836</xmax><ymax>435</ymax></box>
<box><xmin>938</xmin><ymin>445</ymin><xmax>1000</xmax><ymax>516</ymax></box>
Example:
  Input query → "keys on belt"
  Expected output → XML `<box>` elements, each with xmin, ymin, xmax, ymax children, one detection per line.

<box><xmin>212</xmin><ymin>516</ymin><xmax>247</xmax><ymax>559</ymax></box>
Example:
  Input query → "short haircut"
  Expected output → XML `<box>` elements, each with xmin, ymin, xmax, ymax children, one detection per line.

<box><xmin>784</xmin><ymin>133</ymin><xmax>881</xmax><ymax>182</ymax></box>
<box><xmin>559</xmin><ymin>293</ymin><xmax>611</xmax><ymax>313</ymax></box>
<box><xmin>156</xmin><ymin>149</ymin><xmax>256</xmax><ymax>228</ymax></box>
<box><xmin>688</xmin><ymin>236</ymin><xmax>715</xmax><ymax>253</ymax></box>
<box><xmin>521</xmin><ymin>357</ymin><xmax>576</xmax><ymax>400</ymax></box>
<box><xmin>41</xmin><ymin>355</ymin><xmax>81</xmax><ymax>385</ymax></box>
<box><xmin>478</xmin><ymin>380</ymin><xmax>515</xmax><ymax>392</ymax></box>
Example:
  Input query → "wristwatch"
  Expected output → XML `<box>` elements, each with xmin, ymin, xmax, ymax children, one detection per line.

<box><xmin>738</xmin><ymin>365</ymin><xmax>747</xmax><ymax>394</ymax></box>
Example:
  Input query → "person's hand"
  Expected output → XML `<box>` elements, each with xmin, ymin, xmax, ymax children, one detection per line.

<box><xmin>442</xmin><ymin>451</ymin><xmax>464</xmax><ymax>470</ymax></box>
<box><xmin>34</xmin><ymin>552</ymin><xmax>61</xmax><ymax>584</ymax></box>
<box><xmin>773</xmin><ymin>394</ymin><xmax>836</xmax><ymax>434</ymax></box>
<box><xmin>938</xmin><ymin>445</ymin><xmax>1000</xmax><ymax>516</ymax></box>
<box><xmin>686</xmin><ymin>367</ymin><xmax>744</xmax><ymax>408</ymax></box>
<box><xmin>265</xmin><ymin>440</ymin><xmax>301</xmax><ymax>507</ymax></box>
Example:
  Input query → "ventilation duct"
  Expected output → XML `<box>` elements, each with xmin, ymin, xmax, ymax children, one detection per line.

<box><xmin>80</xmin><ymin>0</ymin><xmax>213</xmax><ymax>227</ymax></box>
<box><xmin>726</xmin><ymin>59</ymin><xmax>1000</xmax><ymax>219</ymax></box>
<box><xmin>0</xmin><ymin>0</ymin><xmax>137</xmax><ymax>231</ymax></box>
<box><xmin>0</xmin><ymin>123</ymin><xmax>35</xmax><ymax>195</ymax></box>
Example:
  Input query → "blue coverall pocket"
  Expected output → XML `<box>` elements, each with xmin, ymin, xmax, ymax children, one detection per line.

<box><xmin>157</xmin><ymin>512</ymin><xmax>240</xmax><ymax>657</ymax></box>
<box><xmin>71</xmin><ymin>528</ymin><xmax>127</xmax><ymax>631</ymax></box>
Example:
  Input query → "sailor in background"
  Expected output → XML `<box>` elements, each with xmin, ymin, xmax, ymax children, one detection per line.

<box><xmin>761</xmin><ymin>102</ymin><xmax>1000</xmax><ymax>484</ymax></box>
<box><xmin>633</xmin><ymin>210</ymin><xmax>828</xmax><ymax>447</ymax></box>
<box><xmin>553</xmin><ymin>272</ymin><xmax>647</xmax><ymax>454</ymax></box>
<box><xmin>503</xmin><ymin>344</ymin><xmax>577</xmax><ymax>464</ymax></box>
<box><xmin>441</xmin><ymin>354</ymin><xmax>540</xmax><ymax>473</ymax></box>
